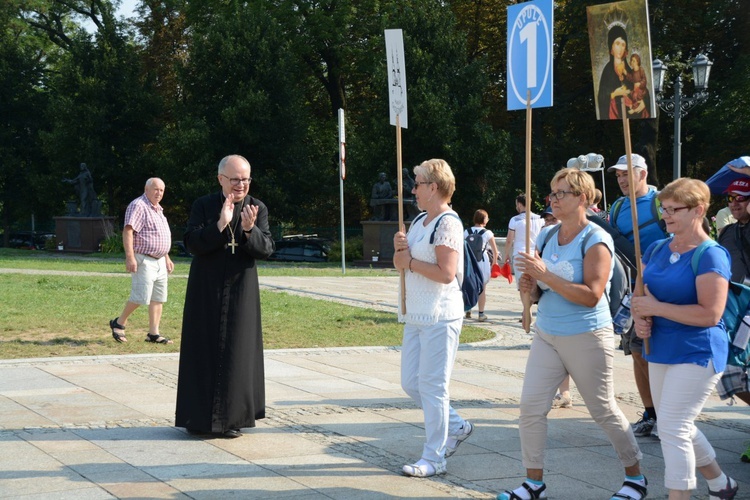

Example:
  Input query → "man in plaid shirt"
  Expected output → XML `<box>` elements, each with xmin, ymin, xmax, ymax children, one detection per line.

<box><xmin>109</xmin><ymin>178</ymin><xmax>174</xmax><ymax>344</ymax></box>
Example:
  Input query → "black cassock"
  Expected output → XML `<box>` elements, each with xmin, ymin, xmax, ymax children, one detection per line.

<box><xmin>175</xmin><ymin>192</ymin><xmax>275</xmax><ymax>433</ymax></box>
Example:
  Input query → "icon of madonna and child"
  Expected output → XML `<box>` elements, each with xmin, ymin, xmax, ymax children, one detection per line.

<box><xmin>587</xmin><ymin>0</ymin><xmax>656</xmax><ymax>121</ymax></box>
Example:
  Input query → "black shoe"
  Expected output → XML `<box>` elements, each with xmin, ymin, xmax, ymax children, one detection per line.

<box><xmin>222</xmin><ymin>429</ymin><xmax>242</xmax><ymax>438</ymax></box>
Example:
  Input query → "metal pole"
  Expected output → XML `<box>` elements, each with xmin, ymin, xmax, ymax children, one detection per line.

<box><xmin>673</xmin><ymin>76</ymin><xmax>682</xmax><ymax>180</ymax></box>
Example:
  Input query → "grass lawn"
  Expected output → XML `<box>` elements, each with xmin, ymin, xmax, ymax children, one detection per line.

<box><xmin>0</xmin><ymin>249</ymin><xmax>494</xmax><ymax>359</ymax></box>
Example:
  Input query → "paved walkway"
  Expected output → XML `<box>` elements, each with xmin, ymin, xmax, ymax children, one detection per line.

<box><xmin>0</xmin><ymin>275</ymin><xmax>748</xmax><ymax>499</ymax></box>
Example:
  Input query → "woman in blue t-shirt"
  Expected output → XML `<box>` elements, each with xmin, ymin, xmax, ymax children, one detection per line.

<box><xmin>632</xmin><ymin>178</ymin><xmax>738</xmax><ymax>499</ymax></box>
<box><xmin>497</xmin><ymin>168</ymin><xmax>646</xmax><ymax>500</ymax></box>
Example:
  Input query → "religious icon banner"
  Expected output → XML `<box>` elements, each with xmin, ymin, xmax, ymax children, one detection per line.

<box><xmin>587</xmin><ymin>0</ymin><xmax>656</xmax><ymax>121</ymax></box>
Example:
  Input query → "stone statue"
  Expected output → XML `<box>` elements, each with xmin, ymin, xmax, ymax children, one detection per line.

<box><xmin>370</xmin><ymin>172</ymin><xmax>394</xmax><ymax>221</ymax></box>
<box><xmin>63</xmin><ymin>163</ymin><xmax>101</xmax><ymax>217</ymax></box>
<box><xmin>399</xmin><ymin>167</ymin><xmax>415</xmax><ymax>198</ymax></box>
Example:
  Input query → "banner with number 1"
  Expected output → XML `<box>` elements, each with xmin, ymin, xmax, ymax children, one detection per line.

<box><xmin>507</xmin><ymin>0</ymin><xmax>554</xmax><ymax>111</ymax></box>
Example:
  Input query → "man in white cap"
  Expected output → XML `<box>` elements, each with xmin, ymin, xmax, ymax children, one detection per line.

<box><xmin>607</xmin><ymin>153</ymin><xmax>668</xmax><ymax>440</ymax></box>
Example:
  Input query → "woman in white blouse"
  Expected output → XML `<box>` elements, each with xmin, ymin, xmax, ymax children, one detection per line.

<box><xmin>392</xmin><ymin>158</ymin><xmax>473</xmax><ymax>477</ymax></box>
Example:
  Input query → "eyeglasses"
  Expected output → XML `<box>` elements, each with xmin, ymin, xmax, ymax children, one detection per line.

<box><xmin>413</xmin><ymin>181</ymin><xmax>433</xmax><ymax>188</ymax></box>
<box><xmin>220</xmin><ymin>174</ymin><xmax>252</xmax><ymax>186</ymax></box>
<box><xmin>728</xmin><ymin>194</ymin><xmax>749</xmax><ymax>203</ymax></box>
<box><xmin>548</xmin><ymin>190</ymin><xmax>578</xmax><ymax>200</ymax></box>
<box><xmin>658</xmin><ymin>206</ymin><xmax>691</xmax><ymax>216</ymax></box>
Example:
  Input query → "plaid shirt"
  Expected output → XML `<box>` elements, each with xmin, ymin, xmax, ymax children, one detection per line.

<box><xmin>124</xmin><ymin>194</ymin><xmax>171</xmax><ymax>257</ymax></box>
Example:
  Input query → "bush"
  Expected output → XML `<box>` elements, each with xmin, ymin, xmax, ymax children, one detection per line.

<box><xmin>328</xmin><ymin>235</ymin><xmax>363</xmax><ymax>262</ymax></box>
<box><xmin>100</xmin><ymin>233</ymin><xmax>123</xmax><ymax>253</ymax></box>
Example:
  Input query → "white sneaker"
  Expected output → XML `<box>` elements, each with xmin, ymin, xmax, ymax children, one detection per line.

<box><xmin>445</xmin><ymin>421</ymin><xmax>474</xmax><ymax>458</ymax></box>
<box><xmin>478</xmin><ymin>312</ymin><xmax>488</xmax><ymax>322</ymax></box>
<box><xmin>402</xmin><ymin>458</ymin><xmax>446</xmax><ymax>477</ymax></box>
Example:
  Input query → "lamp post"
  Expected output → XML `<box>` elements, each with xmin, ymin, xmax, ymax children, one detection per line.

<box><xmin>652</xmin><ymin>54</ymin><xmax>713</xmax><ymax>180</ymax></box>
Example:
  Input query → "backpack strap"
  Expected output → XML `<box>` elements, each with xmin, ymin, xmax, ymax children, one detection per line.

<box><xmin>690</xmin><ymin>240</ymin><xmax>717</xmax><ymax>275</ymax></box>
<box><xmin>537</xmin><ymin>224</ymin><xmax>561</xmax><ymax>257</ymax></box>
<box><xmin>610</xmin><ymin>194</ymin><xmax>667</xmax><ymax>240</ymax></box>
<box><xmin>429</xmin><ymin>212</ymin><xmax>460</xmax><ymax>244</ymax></box>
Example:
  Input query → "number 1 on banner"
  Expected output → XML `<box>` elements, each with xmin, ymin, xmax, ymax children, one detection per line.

<box><xmin>520</xmin><ymin>22</ymin><xmax>537</xmax><ymax>88</ymax></box>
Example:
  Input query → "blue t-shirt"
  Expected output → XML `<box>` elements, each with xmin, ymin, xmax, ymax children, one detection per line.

<box><xmin>611</xmin><ymin>188</ymin><xmax>666</xmax><ymax>250</ymax></box>
<box><xmin>642</xmin><ymin>238</ymin><xmax>731</xmax><ymax>372</ymax></box>
<box><xmin>536</xmin><ymin>224</ymin><xmax>614</xmax><ymax>336</ymax></box>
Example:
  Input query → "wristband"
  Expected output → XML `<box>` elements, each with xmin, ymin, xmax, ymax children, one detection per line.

<box><xmin>409</xmin><ymin>257</ymin><xmax>414</xmax><ymax>272</ymax></box>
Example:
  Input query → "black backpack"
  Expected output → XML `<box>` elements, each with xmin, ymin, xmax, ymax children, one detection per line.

<box><xmin>465</xmin><ymin>228</ymin><xmax>487</xmax><ymax>262</ymax></box>
<box><xmin>538</xmin><ymin>224</ymin><xmax>630</xmax><ymax>318</ymax></box>
<box><xmin>413</xmin><ymin>212</ymin><xmax>484</xmax><ymax>311</ymax></box>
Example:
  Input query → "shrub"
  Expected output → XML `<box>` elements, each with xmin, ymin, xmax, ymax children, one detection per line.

<box><xmin>328</xmin><ymin>235</ymin><xmax>363</xmax><ymax>262</ymax></box>
<box><xmin>100</xmin><ymin>233</ymin><xmax>123</xmax><ymax>253</ymax></box>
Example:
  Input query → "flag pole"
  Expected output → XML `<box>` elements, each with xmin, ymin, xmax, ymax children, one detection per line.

<box><xmin>621</xmin><ymin>100</ymin><xmax>648</xmax><ymax>355</ymax></box>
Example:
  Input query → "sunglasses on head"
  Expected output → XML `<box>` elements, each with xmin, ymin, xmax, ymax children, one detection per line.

<box><xmin>727</xmin><ymin>194</ymin><xmax>749</xmax><ymax>203</ymax></box>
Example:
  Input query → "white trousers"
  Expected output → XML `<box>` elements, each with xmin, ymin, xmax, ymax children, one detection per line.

<box><xmin>649</xmin><ymin>361</ymin><xmax>721</xmax><ymax>491</ymax></box>
<box><xmin>401</xmin><ymin>318</ymin><xmax>466</xmax><ymax>464</ymax></box>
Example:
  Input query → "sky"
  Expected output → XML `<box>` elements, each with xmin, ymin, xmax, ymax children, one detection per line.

<box><xmin>117</xmin><ymin>0</ymin><xmax>139</xmax><ymax>19</ymax></box>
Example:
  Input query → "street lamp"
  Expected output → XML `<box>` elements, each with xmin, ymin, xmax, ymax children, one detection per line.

<box><xmin>652</xmin><ymin>54</ymin><xmax>713</xmax><ymax>180</ymax></box>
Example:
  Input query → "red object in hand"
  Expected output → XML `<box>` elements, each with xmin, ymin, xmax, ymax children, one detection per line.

<box><xmin>495</xmin><ymin>262</ymin><xmax>513</xmax><ymax>284</ymax></box>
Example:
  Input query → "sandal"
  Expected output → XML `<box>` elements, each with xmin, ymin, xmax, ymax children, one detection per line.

<box><xmin>611</xmin><ymin>478</ymin><xmax>648</xmax><ymax>500</ymax></box>
<box><xmin>145</xmin><ymin>333</ymin><xmax>173</xmax><ymax>344</ymax></box>
<box><xmin>497</xmin><ymin>481</ymin><xmax>547</xmax><ymax>500</ymax></box>
<box><xmin>110</xmin><ymin>317</ymin><xmax>127</xmax><ymax>343</ymax></box>
<box><xmin>708</xmin><ymin>476</ymin><xmax>738</xmax><ymax>500</ymax></box>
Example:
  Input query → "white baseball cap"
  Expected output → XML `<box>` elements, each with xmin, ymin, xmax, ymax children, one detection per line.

<box><xmin>607</xmin><ymin>154</ymin><xmax>648</xmax><ymax>172</ymax></box>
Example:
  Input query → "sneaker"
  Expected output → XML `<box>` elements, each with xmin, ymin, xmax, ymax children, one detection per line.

<box><xmin>445</xmin><ymin>421</ymin><xmax>474</xmax><ymax>458</ymax></box>
<box><xmin>551</xmin><ymin>393</ymin><xmax>572</xmax><ymax>409</ymax></box>
<box><xmin>465</xmin><ymin>311</ymin><xmax>472</xmax><ymax>319</ymax></box>
<box><xmin>402</xmin><ymin>458</ymin><xmax>446</xmax><ymax>477</ymax></box>
<box><xmin>741</xmin><ymin>441</ymin><xmax>750</xmax><ymax>463</ymax></box>
<box><xmin>632</xmin><ymin>412</ymin><xmax>655</xmax><ymax>437</ymax></box>
<box><xmin>478</xmin><ymin>312</ymin><xmax>488</xmax><ymax>322</ymax></box>
<box><xmin>651</xmin><ymin>421</ymin><xmax>659</xmax><ymax>439</ymax></box>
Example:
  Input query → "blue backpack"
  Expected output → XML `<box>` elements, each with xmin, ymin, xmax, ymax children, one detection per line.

<box><xmin>652</xmin><ymin>239</ymin><xmax>750</xmax><ymax>368</ymax></box>
<box><xmin>413</xmin><ymin>212</ymin><xmax>484</xmax><ymax>312</ymax></box>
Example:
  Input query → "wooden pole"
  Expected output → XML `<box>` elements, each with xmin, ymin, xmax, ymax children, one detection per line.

<box><xmin>397</xmin><ymin>114</ymin><xmax>406</xmax><ymax>315</ymax></box>
<box><xmin>621</xmin><ymin>100</ymin><xmax>649</xmax><ymax>354</ymax></box>
<box><xmin>521</xmin><ymin>90</ymin><xmax>533</xmax><ymax>333</ymax></box>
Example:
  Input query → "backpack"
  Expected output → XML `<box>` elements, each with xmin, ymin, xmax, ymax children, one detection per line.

<box><xmin>465</xmin><ymin>228</ymin><xmax>487</xmax><ymax>262</ymax></box>
<box><xmin>652</xmin><ymin>239</ymin><xmax>750</xmax><ymax>368</ymax></box>
<box><xmin>609</xmin><ymin>194</ymin><xmax>667</xmax><ymax>241</ymax></box>
<box><xmin>538</xmin><ymin>224</ymin><xmax>630</xmax><ymax>320</ymax></box>
<box><xmin>413</xmin><ymin>211</ymin><xmax>484</xmax><ymax>312</ymax></box>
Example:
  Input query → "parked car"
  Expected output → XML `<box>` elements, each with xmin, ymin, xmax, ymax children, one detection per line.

<box><xmin>268</xmin><ymin>235</ymin><xmax>330</xmax><ymax>263</ymax></box>
<box><xmin>1</xmin><ymin>231</ymin><xmax>56</xmax><ymax>250</ymax></box>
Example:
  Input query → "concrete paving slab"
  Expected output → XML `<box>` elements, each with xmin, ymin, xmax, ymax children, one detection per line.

<box><xmin>0</xmin><ymin>275</ymin><xmax>748</xmax><ymax>499</ymax></box>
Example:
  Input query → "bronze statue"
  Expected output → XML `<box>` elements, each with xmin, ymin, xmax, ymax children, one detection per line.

<box><xmin>63</xmin><ymin>163</ymin><xmax>100</xmax><ymax>216</ymax></box>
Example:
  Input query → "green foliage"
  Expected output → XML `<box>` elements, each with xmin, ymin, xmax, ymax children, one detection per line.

<box><xmin>100</xmin><ymin>233</ymin><xmax>123</xmax><ymax>253</ymax></box>
<box><xmin>6</xmin><ymin>0</ymin><xmax>748</xmax><ymax>236</ymax></box>
<box><xmin>328</xmin><ymin>235</ymin><xmax>363</xmax><ymax>262</ymax></box>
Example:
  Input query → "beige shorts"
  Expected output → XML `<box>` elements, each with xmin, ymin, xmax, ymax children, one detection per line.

<box><xmin>129</xmin><ymin>254</ymin><xmax>168</xmax><ymax>305</ymax></box>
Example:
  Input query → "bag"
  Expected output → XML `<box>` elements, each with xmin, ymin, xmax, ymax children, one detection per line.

<box><xmin>538</xmin><ymin>224</ymin><xmax>630</xmax><ymax>322</ymax></box>
<box><xmin>423</xmin><ymin>212</ymin><xmax>484</xmax><ymax>311</ymax></box>
<box><xmin>653</xmin><ymin>239</ymin><xmax>750</xmax><ymax>368</ymax></box>
<box><xmin>465</xmin><ymin>228</ymin><xmax>487</xmax><ymax>262</ymax></box>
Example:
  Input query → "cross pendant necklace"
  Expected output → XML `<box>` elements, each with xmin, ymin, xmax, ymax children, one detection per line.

<box><xmin>225</xmin><ymin>200</ymin><xmax>244</xmax><ymax>255</ymax></box>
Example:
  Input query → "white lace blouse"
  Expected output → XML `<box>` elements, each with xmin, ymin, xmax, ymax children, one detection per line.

<box><xmin>398</xmin><ymin>210</ymin><xmax>464</xmax><ymax>325</ymax></box>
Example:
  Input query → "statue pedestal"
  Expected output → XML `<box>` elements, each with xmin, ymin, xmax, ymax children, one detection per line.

<box><xmin>54</xmin><ymin>217</ymin><xmax>116</xmax><ymax>253</ymax></box>
<box><xmin>352</xmin><ymin>221</ymin><xmax>401</xmax><ymax>267</ymax></box>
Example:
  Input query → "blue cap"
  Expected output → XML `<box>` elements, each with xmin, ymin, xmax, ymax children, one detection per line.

<box><xmin>543</xmin><ymin>206</ymin><xmax>553</xmax><ymax>215</ymax></box>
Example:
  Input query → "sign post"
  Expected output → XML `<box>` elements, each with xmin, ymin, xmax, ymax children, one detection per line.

<box><xmin>507</xmin><ymin>0</ymin><xmax>554</xmax><ymax>332</ymax></box>
<box><xmin>385</xmin><ymin>29</ymin><xmax>409</xmax><ymax>315</ymax></box>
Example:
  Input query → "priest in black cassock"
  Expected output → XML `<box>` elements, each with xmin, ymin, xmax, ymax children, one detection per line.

<box><xmin>175</xmin><ymin>154</ymin><xmax>275</xmax><ymax>438</ymax></box>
